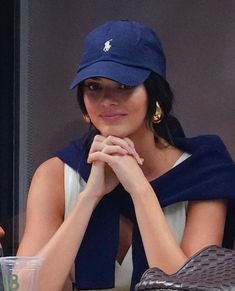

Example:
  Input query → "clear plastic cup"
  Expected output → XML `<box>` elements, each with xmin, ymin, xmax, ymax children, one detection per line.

<box><xmin>0</xmin><ymin>256</ymin><xmax>43</xmax><ymax>291</ymax></box>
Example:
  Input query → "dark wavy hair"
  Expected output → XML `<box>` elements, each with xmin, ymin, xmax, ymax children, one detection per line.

<box><xmin>76</xmin><ymin>72</ymin><xmax>185</xmax><ymax>145</ymax></box>
<box><xmin>143</xmin><ymin>72</ymin><xmax>185</xmax><ymax>144</ymax></box>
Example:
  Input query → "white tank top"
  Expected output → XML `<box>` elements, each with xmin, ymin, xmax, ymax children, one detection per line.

<box><xmin>64</xmin><ymin>152</ymin><xmax>191</xmax><ymax>291</ymax></box>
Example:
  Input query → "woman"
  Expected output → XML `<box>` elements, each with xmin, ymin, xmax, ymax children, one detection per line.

<box><xmin>17</xmin><ymin>20</ymin><xmax>235</xmax><ymax>291</ymax></box>
<box><xmin>0</xmin><ymin>226</ymin><xmax>5</xmax><ymax>290</ymax></box>
<box><xmin>0</xmin><ymin>226</ymin><xmax>4</xmax><ymax>257</ymax></box>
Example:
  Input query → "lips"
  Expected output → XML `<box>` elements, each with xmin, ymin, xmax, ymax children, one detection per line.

<box><xmin>99</xmin><ymin>112</ymin><xmax>127</xmax><ymax>121</ymax></box>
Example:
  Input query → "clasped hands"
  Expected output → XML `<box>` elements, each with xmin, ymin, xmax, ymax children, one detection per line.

<box><xmin>85</xmin><ymin>135</ymin><xmax>146</xmax><ymax>198</ymax></box>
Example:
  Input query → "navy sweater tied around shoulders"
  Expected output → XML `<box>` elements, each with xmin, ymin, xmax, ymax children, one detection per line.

<box><xmin>57</xmin><ymin>135</ymin><xmax>235</xmax><ymax>290</ymax></box>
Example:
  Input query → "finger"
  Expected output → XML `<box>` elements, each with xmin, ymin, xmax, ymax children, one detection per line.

<box><xmin>93</xmin><ymin>134</ymin><xmax>106</xmax><ymax>142</ymax></box>
<box><xmin>104</xmin><ymin>136</ymin><xmax>143</xmax><ymax>165</ymax></box>
<box><xmin>102</xmin><ymin>145</ymin><xmax>128</xmax><ymax>155</ymax></box>
<box><xmin>90</xmin><ymin>135</ymin><xmax>129</xmax><ymax>155</ymax></box>
<box><xmin>88</xmin><ymin>146</ymin><xmax>128</xmax><ymax>163</ymax></box>
<box><xmin>103</xmin><ymin>136</ymin><xmax>134</xmax><ymax>154</ymax></box>
<box><xmin>87</xmin><ymin>151</ymin><xmax>113</xmax><ymax>164</ymax></box>
<box><xmin>123</xmin><ymin>137</ymin><xmax>134</xmax><ymax>148</ymax></box>
<box><xmin>123</xmin><ymin>137</ymin><xmax>144</xmax><ymax>165</ymax></box>
<box><xmin>89</xmin><ymin>135</ymin><xmax>106</xmax><ymax>154</ymax></box>
<box><xmin>89</xmin><ymin>142</ymin><xmax>104</xmax><ymax>154</ymax></box>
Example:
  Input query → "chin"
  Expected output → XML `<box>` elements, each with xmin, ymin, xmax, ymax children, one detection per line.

<box><xmin>100</xmin><ymin>127</ymin><xmax>129</xmax><ymax>138</ymax></box>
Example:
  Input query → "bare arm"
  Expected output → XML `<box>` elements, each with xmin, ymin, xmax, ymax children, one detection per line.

<box><xmin>0</xmin><ymin>226</ymin><xmax>4</xmax><ymax>256</ymax></box>
<box><xmin>17</xmin><ymin>158</ymin><xmax>65</xmax><ymax>256</ymax></box>
<box><xmin>88</xmin><ymin>137</ymin><xmax>227</xmax><ymax>274</ymax></box>
<box><xmin>17</xmin><ymin>157</ymin><xmax>100</xmax><ymax>291</ymax></box>
<box><xmin>132</xmin><ymin>186</ymin><xmax>226</xmax><ymax>273</ymax></box>
<box><xmin>0</xmin><ymin>227</ymin><xmax>5</xmax><ymax>239</ymax></box>
<box><xmin>180</xmin><ymin>199</ymin><xmax>227</xmax><ymax>256</ymax></box>
<box><xmin>17</xmin><ymin>137</ymin><xmax>132</xmax><ymax>291</ymax></box>
<box><xmin>131</xmin><ymin>183</ymin><xmax>188</xmax><ymax>273</ymax></box>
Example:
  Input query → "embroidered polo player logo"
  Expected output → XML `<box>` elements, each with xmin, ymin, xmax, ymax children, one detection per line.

<box><xmin>103</xmin><ymin>39</ymin><xmax>112</xmax><ymax>52</ymax></box>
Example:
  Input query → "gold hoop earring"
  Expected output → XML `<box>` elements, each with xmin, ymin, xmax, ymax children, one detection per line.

<box><xmin>83</xmin><ymin>114</ymin><xmax>91</xmax><ymax>123</ymax></box>
<box><xmin>152</xmin><ymin>101</ymin><xmax>163</xmax><ymax>124</ymax></box>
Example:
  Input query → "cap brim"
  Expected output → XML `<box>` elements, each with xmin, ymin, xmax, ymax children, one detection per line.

<box><xmin>70</xmin><ymin>61</ymin><xmax>151</xmax><ymax>89</ymax></box>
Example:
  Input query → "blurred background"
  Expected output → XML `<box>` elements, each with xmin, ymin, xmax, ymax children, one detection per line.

<box><xmin>1</xmin><ymin>0</ymin><xmax>235</xmax><ymax>255</ymax></box>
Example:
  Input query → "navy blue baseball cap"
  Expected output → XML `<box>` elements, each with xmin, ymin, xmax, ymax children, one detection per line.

<box><xmin>70</xmin><ymin>20</ymin><xmax>166</xmax><ymax>89</ymax></box>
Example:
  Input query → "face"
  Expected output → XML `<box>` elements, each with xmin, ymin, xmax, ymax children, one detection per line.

<box><xmin>83</xmin><ymin>78</ymin><xmax>150</xmax><ymax>139</ymax></box>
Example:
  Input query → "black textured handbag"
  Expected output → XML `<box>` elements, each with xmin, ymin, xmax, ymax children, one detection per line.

<box><xmin>135</xmin><ymin>245</ymin><xmax>235</xmax><ymax>291</ymax></box>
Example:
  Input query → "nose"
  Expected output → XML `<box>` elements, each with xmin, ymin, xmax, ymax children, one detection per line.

<box><xmin>100</xmin><ymin>87</ymin><xmax>119</xmax><ymax>106</ymax></box>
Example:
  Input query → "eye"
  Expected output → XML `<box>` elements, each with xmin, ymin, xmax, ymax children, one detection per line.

<box><xmin>118</xmin><ymin>83</ymin><xmax>134</xmax><ymax>90</ymax></box>
<box><xmin>84</xmin><ymin>82</ymin><xmax>102</xmax><ymax>91</ymax></box>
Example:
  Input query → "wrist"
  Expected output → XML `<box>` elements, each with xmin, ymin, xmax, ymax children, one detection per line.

<box><xmin>78</xmin><ymin>190</ymin><xmax>102</xmax><ymax>209</ymax></box>
<box><xmin>129</xmin><ymin>181</ymin><xmax>153</xmax><ymax>201</ymax></box>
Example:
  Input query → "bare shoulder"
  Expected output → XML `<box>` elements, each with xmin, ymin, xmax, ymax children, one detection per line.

<box><xmin>181</xmin><ymin>199</ymin><xmax>227</xmax><ymax>256</ymax></box>
<box><xmin>186</xmin><ymin>199</ymin><xmax>227</xmax><ymax>232</ymax></box>
<box><xmin>18</xmin><ymin>157</ymin><xmax>66</xmax><ymax>255</ymax></box>
<box><xmin>35</xmin><ymin>156</ymin><xmax>64</xmax><ymax>178</ymax></box>
<box><xmin>188</xmin><ymin>199</ymin><xmax>227</xmax><ymax>209</ymax></box>
<box><xmin>29</xmin><ymin>157</ymin><xmax>66</xmax><ymax>214</ymax></box>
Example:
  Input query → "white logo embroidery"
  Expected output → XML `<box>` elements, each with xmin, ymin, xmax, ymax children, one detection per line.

<box><xmin>103</xmin><ymin>39</ymin><xmax>112</xmax><ymax>52</ymax></box>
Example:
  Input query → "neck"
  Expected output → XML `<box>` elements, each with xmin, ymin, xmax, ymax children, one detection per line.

<box><xmin>129</xmin><ymin>128</ymin><xmax>182</xmax><ymax>181</ymax></box>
